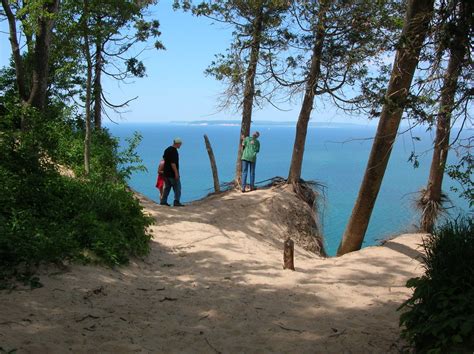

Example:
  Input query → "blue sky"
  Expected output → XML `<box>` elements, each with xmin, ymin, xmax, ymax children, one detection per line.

<box><xmin>103</xmin><ymin>1</ymin><xmax>358</xmax><ymax>124</ymax></box>
<box><xmin>0</xmin><ymin>1</ymin><xmax>380</xmax><ymax>125</ymax></box>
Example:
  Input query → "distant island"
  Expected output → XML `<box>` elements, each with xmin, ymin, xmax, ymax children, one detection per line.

<box><xmin>168</xmin><ymin>120</ymin><xmax>372</xmax><ymax>128</ymax></box>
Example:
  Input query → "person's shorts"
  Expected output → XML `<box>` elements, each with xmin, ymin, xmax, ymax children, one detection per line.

<box><xmin>156</xmin><ymin>174</ymin><xmax>164</xmax><ymax>189</ymax></box>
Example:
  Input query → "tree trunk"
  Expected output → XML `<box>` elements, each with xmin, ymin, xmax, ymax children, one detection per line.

<box><xmin>234</xmin><ymin>6</ymin><xmax>264</xmax><ymax>186</ymax></box>
<box><xmin>287</xmin><ymin>1</ymin><xmax>330</xmax><ymax>185</ymax></box>
<box><xmin>1</xmin><ymin>0</ymin><xmax>28</xmax><ymax>104</ymax></box>
<box><xmin>84</xmin><ymin>61</ymin><xmax>92</xmax><ymax>176</ymax></box>
<box><xmin>93</xmin><ymin>29</ymin><xmax>103</xmax><ymax>130</ymax></box>
<box><xmin>337</xmin><ymin>0</ymin><xmax>434</xmax><ymax>256</ymax></box>
<box><xmin>204</xmin><ymin>134</ymin><xmax>220</xmax><ymax>193</ymax></box>
<box><xmin>28</xmin><ymin>0</ymin><xmax>60</xmax><ymax>110</ymax></box>
<box><xmin>420</xmin><ymin>1</ymin><xmax>468</xmax><ymax>233</ymax></box>
<box><xmin>83</xmin><ymin>1</ymin><xmax>92</xmax><ymax>175</ymax></box>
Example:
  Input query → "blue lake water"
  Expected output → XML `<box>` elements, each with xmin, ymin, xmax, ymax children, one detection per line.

<box><xmin>108</xmin><ymin>122</ymin><xmax>470</xmax><ymax>256</ymax></box>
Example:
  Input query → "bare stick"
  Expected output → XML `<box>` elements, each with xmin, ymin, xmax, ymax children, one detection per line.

<box><xmin>204</xmin><ymin>134</ymin><xmax>221</xmax><ymax>193</ymax></box>
<box><xmin>283</xmin><ymin>238</ymin><xmax>295</xmax><ymax>271</ymax></box>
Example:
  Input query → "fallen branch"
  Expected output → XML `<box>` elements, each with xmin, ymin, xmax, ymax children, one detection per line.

<box><xmin>75</xmin><ymin>315</ymin><xmax>100</xmax><ymax>322</ymax></box>
<box><xmin>329</xmin><ymin>328</ymin><xmax>347</xmax><ymax>337</ymax></box>
<box><xmin>205</xmin><ymin>337</ymin><xmax>221</xmax><ymax>354</ymax></box>
<box><xmin>159</xmin><ymin>297</ymin><xmax>177</xmax><ymax>302</ymax></box>
<box><xmin>277</xmin><ymin>323</ymin><xmax>304</xmax><ymax>333</ymax></box>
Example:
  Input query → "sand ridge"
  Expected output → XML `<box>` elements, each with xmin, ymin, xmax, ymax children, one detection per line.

<box><xmin>0</xmin><ymin>186</ymin><xmax>426</xmax><ymax>353</ymax></box>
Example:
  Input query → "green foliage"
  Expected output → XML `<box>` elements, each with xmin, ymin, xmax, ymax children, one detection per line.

<box><xmin>0</xmin><ymin>107</ymin><xmax>153</xmax><ymax>287</ymax></box>
<box><xmin>73</xmin><ymin>0</ymin><xmax>164</xmax><ymax>80</ymax></box>
<box><xmin>187</xmin><ymin>0</ymin><xmax>292</xmax><ymax>109</ymax></box>
<box><xmin>447</xmin><ymin>149</ymin><xmax>473</xmax><ymax>208</ymax></box>
<box><xmin>43</xmin><ymin>114</ymin><xmax>147</xmax><ymax>182</ymax></box>
<box><xmin>399</xmin><ymin>216</ymin><xmax>474</xmax><ymax>353</ymax></box>
<box><xmin>116</xmin><ymin>131</ymin><xmax>148</xmax><ymax>180</ymax></box>
<box><xmin>0</xmin><ymin>160</ymin><xmax>153</xmax><ymax>266</ymax></box>
<box><xmin>1</xmin><ymin>0</ymin><xmax>158</xmax><ymax>289</ymax></box>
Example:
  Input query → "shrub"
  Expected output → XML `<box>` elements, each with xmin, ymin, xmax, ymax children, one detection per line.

<box><xmin>0</xmin><ymin>136</ymin><xmax>153</xmax><ymax>270</ymax></box>
<box><xmin>399</xmin><ymin>216</ymin><xmax>474</xmax><ymax>353</ymax></box>
<box><xmin>50</xmin><ymin>119</ymin><xmax>146</xmax><ymax>182</ymax></box>
<box><xmin>0</xmin><ymin>106</ymin><xmax>153</xmax><ymax>287</ymax></box>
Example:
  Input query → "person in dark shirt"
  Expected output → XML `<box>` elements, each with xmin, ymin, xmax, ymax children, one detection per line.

<box><xmin>160</xmin><ymin>138</ymin><xmax>184</xmax><ymax>207</ymax></box>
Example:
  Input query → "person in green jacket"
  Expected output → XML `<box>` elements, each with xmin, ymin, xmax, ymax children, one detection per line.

<box><xmin>241</xmin><ymin>131</ymin><xmax>260</xmax><ymax>192</ymax></box>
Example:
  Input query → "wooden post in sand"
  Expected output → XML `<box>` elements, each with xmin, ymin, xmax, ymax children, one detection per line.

<box><xmin>204</xmin><ymin>134</ymin><xmax>220</xmax><ymax>193</ymax></box>
<box><xmin>283</xmin><ymin>238</ymin><xmax>295</xmax><ymax>271</ymax></box>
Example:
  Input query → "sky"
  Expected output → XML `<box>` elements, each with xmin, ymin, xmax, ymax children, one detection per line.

<box><xmin>99</xmin><ymin>1</ymin><xmax>356</xmax><ymax>125</ymax></box>
<box><xmin>1</xmin><ymin>0</ymin><xmax>371</xmax><ymax>125</ymax></box>
<box><xmin>4</xmin><ymin>1</ymin><xmax>469</xmax><ymax>127</ymax></box>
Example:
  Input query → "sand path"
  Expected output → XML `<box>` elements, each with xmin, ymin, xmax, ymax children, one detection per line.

<box><xmin>0</xmin><ymin>187</ymin><xmax>425</xmax><ymax>353</ymax></box>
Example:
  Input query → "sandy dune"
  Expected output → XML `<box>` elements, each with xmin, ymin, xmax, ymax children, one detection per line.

<box><xmin>0</xmin><ymin>187</ymin><xmax>425</xmax><ymax>353</ymax></box>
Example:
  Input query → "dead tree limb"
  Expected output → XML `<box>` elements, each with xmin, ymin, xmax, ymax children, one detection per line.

<box><xmin>204</xmin><ymin>134</ymin><xmax>220</xmax><ymax>193</ymax></box>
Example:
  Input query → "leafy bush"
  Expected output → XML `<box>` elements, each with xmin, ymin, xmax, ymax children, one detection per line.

<box><xmin>0</xmin><ymin>134</ymin><xmax>152</xmax><ymax>264</ymax></box>
<box><xmin>447</xmin><ymin>150</ymin><xmax>473</xmax><ymax>208</ymax></box>
<box><xmin>50</xmin><ymin>118</ymin><xmax>146</xmax><ymax>182</ymax></box>
<box><xmin>0</xmin><ymin>106</ymin><xmax>153</xmax><ymax>287</ymax></box>
<box><xmin>399</xmin><ymin>216</ymin><xmax>474</xmax><ymax>353</ymax></box>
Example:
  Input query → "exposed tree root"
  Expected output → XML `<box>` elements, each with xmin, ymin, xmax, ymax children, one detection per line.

<box><xmin>415</xmin><ymin>188</ymin><xmax>451</xmax><ymax>233</ymax></box>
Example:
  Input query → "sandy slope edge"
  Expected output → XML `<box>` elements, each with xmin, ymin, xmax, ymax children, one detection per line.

<box><xmin>0</xmin><ymin>187</ymin><xmax>426</xmax><ymax>353</ymax></box>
